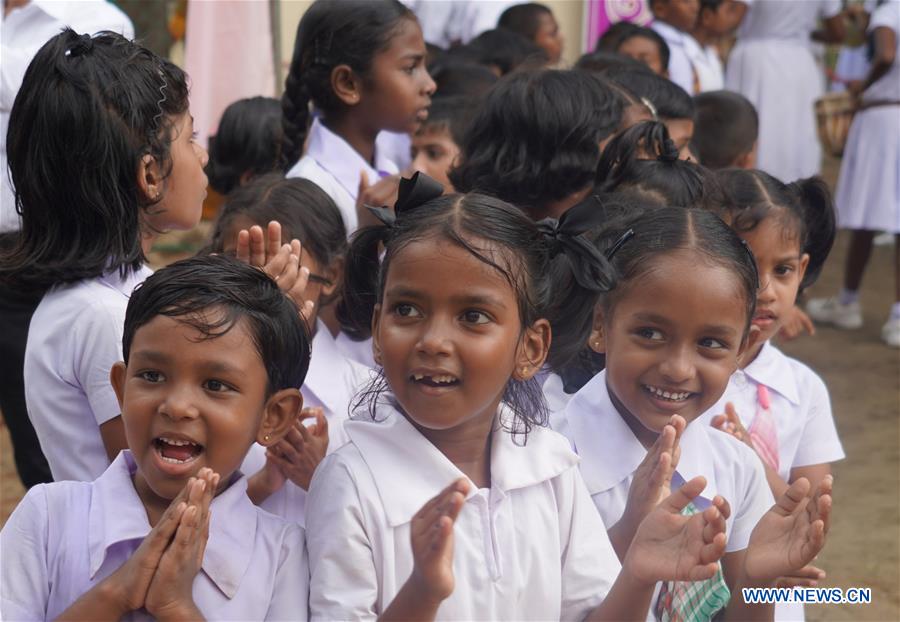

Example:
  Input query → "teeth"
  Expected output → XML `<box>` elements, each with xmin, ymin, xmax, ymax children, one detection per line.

<box><xmin>645</xmin><ymin>385</ymin><xmax>691</xmax><ymax>401</ymax></box>
<box><xmin>159</xmin><ymin>454</ymin><xmax>194</xmax><ymax>464</ymax></box>
<box><xmin>432</xmin><ymin>375</ymin><xmax>456</xmax><ymax>384</ymax></box>
<box><xmin>411</xmin><ymin>374</ymin><xmax>457</xmax><ymax>384</ymax></box>
<box><xmin>158</xmin><ymin>437</ymin><xmax>196</xmax><ymax>447</ymax></box>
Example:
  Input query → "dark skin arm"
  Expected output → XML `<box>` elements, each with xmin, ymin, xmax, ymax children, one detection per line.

<box><xmin>849</xmin><ymin>26</ymin><xmax>897</xmax><ymax>96</ymax></box>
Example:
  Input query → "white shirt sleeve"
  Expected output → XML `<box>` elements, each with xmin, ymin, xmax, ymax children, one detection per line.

<box><xmin>0</xmin><ymin>485</ymin><xmax>51</xmax><ymax>621</ymax></box>
<box><xmin>727</xmin><ymin>445</ymin><xmax>775</xmax><ymax>552</ymax></box>
<box><xmin>75</xmin><ymin>300</ymin><xmax>126</xmax><ymax>426</ymax></box>
<box><xmin>558</xmin><ymin>467</ymin><xmax>622</xmax><ymax>620</ymax></box>
<box><xmin>791</xmin><ymin>374</ymin><xmax>844</xmax><ymax>468</ymax></box>
<box><xmin>264</xmin><ymin>523</ymin><xmax>310</xmax><ymax>621</ymax></box>
<box><xmin>306</xmin><ymin>453</ymin><xmax>380</xmax><ymax>620</ymax></box>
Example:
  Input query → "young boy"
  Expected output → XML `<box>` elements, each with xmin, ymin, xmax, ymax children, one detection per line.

<box><xmin>691</xmin><ymin>0</ymin><xmax>748</xmax><ymax>91</ymax></box>
<box><xmin>410</xmin><ymin>96</ymin><xmax>477</xmax><ymax>194</ymax></box>
<box><xmin>650</xmin><ymin>0</ymin><xmax>702</xmax><ymax>93</ymax></box>
<box><xmin>693</xmin><ymin>89</ymin><xmax>759</xmax><ymax>169</ymax></box>
<box><xmin>1</xmin><ymin>255</ymin><xmax>311</xmax><ymax>620</ymax></box>
<box><xmin>498</xmin><ymin>2</ymin><xmax>564</xmax><ymax>65</ymax></box>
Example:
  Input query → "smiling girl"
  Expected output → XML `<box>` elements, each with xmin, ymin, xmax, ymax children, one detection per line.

<box><xmin>305</xmin><ymin>174</ymin><xmax>733</xmax><ymax>620</ymax></box>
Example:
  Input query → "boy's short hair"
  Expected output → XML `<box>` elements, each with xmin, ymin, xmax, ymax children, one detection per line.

<box><xmin>122</xmin><ymin>255</ymin><xmax>311</xmax><ymax>395</ymax></box>
<box><xmin>575</xmin><ymin>50</ymin><xmax>644</xmax><ymax>73</ymax></box>
<box><xmin>418</xmin><ymin>96</ymin><xmax>478</xmax><ymax>146</ymax></box>
<box><xmin>498</xmin><ymin>2</ymin><xmax>553</xmax><ymax>40</ymax></box>
<box><xmin>604</xmin><ymin>66</ymin><xmax>694</xmax><ymax>120</ymax></box>
<box><xmin>430</xmin><ymin>61</ymin><xmax>499</xmax><ymax>98</ymax></box>
<box><xmin>693</xmin><ymin>90</ymin><xmax>759</xmax><ymax>169</ymax></box>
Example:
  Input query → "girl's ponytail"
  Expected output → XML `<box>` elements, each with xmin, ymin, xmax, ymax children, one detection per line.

<box><xmin>281</xmin><ymin>56</ymin><xmax>312</xmax><ymax>172</ymax></box>
<box><xmin>790</xmin><ymin>176</ymin><xmax>836</xmax><ymax>290</ymax></box>
<box><xmin>336</xmin><ymin>224</ymin><xmax>392</xmax><ymax>340</ymax></box>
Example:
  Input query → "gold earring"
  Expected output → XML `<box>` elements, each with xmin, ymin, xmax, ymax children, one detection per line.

<box><xmin>521</xmin><ymin>366</ymin><xmax>529</xmax><ymax>375</ymax></box>
<box><xmin>264</xmin><ymin>434</ymin><xmax>270</xmax><ymax>442</ymax></box>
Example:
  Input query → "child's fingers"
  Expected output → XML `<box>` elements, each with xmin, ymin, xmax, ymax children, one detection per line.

<box><xmin>286</xmin><ymin>266</ymin><xmax>311</xmax><ymax>306</ymax></box>
<box><xmin>710</xmin><ymin>414</ymin><xmax>727</xmax><ymax>430</ymax></box>
<box><xmin>249</xmin><ymin>225</ymin><xmax>266</xmax><ymax>267</ymax></box>
<box><xmin>414</xmin><ymin>478</ymin><xmax>470</xmax><ymax>522</ymax></box>
<box><xmin>697</xmin><ymin>530</ymin><xmax>727</xmax><ymax>568</ymax></box>
<box><xmin>142</xmin><ymin>500</ymin><xmax>187</xmax><ymax>557</ymax></box>
<box><xmin>712</xmin><ymin>495</ymin><xmax>732</xmax><ymax>521</ymax></box>
<box><xmin>274</xmin><ymin>437</ymin><xmax>303</xmax><ymax>464</ymax></box>
<box><xmin>266</xmin><ymin>221</ymin><xmax>283</xmax><ymax>261</ymax></box>
<box><xmin>235</xmin><ymin>230</ymin><xmax>251</xmax><ymax>263</ymax></box>
<box><xmin>293</xmin><ymin>419</ymin><xmax>313</xmax><ymax>444</ymax></box>
<box><xmin>702</xmin><ymin>505</ymin><xmax>726</xmax><ymax>544</ymax></box>
<box><xmin>661</xmin><ymin>476</ymin><xmax>707</xmax><ymax>513</ymax></box>
<box><xmin>774</xmin><ymin>478</ymin><xmax>812</xmax><ymax>517</ymax></box>
<box><xmin>798</xmin><ymin>310</ymin><xmax>816</xmax><ymax>336</ymax></box>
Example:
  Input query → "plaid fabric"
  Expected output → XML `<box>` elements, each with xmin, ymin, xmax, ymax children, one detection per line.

<box><xmin>653</xmin><ymin>502</ymin><xmax>731</xmax><ymax>622</ymax></box>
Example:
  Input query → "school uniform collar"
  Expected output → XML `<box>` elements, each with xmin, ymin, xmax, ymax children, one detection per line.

<box><xmin>345</xmin><ymin>399</ymin><xmax>578</xmax><ymax>527</ymax></box>
<box><xmin>564</xmin><ymin>371</ymin><xmax>720</xmax><ymax>502</ymax></box>
<box><xmin>89</xmin><ymin>451</ymin><xmax>258</xmax><ymax>599</ymax></box>
<box><xmin>739</xmin><ymin>341</ymin><xmax>800</xmax><ymax>406</ymax></box>
<box><xmin>305</xmin><ymin>116</ymin><xmax>399</xmax><ymax>202</ymax></box>
<box><xmin>651</xmin><ymin>20</ymin><xmax>688</xmax><ymax>46</ymax></box>
<box><xmin>303</xmin><ymin>320</ymin><xmax>369</xmax><ymax>419</ymax></box>
<box><xmin>97</xmin><ymin>264</ymin><xmax>152</xmax><ymax>297</ymax></box>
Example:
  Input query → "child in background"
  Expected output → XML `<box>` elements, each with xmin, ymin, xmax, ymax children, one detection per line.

<box><xmin>206</xmin><ymin>97</ymin><xmax>283</xmax><ymax>197</ymax></box>
<box><xmin>693</xmin><ymin>90</ymin><xmax>758</xmax><ymax>169</ymax></box>
<box><xmin>615</xmin><ymin>24</ymin><xmax>672</xmax><ymax>77</ymax></box>
<box><xmin>497</xmin><ymin>2</ymin><xmax>565</xmax><ymax>65</ymax></box>
<box><xmin>1</xmin><ymin>30</ymin><xmax>208</xmax><ymax>483</ymax></box>
<box><xmin>429</xmin><ymin>62</ymin><xmax>499</xmax><ymax>98</ymax></box>
<box><xmin>575</xmin><ymin>49</ymin><xmax>646</xmax><ymax>73</ymax></box>
<box><xmin>307</xmin><ymin>176</ymin><xmax>732</xmax><ymax>620</ymax></box>
<box><xmin>1</xmin><ymin>255</ymin><xmax>310</xmax><ymax>620</ymax></box>
<box><xmin>691</xmin><ymin>0</ymin><xmax>747</xmax><ymax>91</ymax></box>
<box><xmin>410</xmin><ymin>96</ymin><xmax>477</xmax><ymax>193</ymax></box>
<box><xmin>281</xmin><ymin>0</ymin><xmax>435</xmax><ymax>234</ymax></box>
<box><xmin>446</xmin><ymin>28</ymin><xmax>549</xmax><ymax>76</ymax></box>
<box><xmin>555</xmin><ymin>207</ymin><xmax>833</xmax><ymax>621</ymax></box>
<box><xmin>450</xmin><ymin>69</ymin><xmax>624</xmax><ymax>220</ymax></box>
<box><xmin>650</xmin><ymin>0</ymin><xmax>702</xmax><ymax>93</ymax></box>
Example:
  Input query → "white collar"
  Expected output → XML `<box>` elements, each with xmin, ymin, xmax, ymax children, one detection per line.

<box><xmin>89</xmin><ymin>451</ymin><xmax>260</xmax><ymax>599</ymax></box>
<box><xmin>303</xmin><ymin>319</ymin><xmax>372</xmax><ymax>417</ymax></box>
<box><xmin>305</xmin><ymin>117</ymin><xmax>399</xmax><ymax>202</ymax></box>
<box><xmin>740</xmin><ymin>341</ymin><xmax>800</xmax><ymax>405</ymax></box>
<box><xmin>345</xmin><ymin>400</ymin><xmax>578</xmax><ymax>527</ymax></box>
<box><xmin>565</xmin><ymin>371</ymin><xmax>720</xmax><ymax>502</ymax></box>
<box><xmin>96</xmin><ymin>264</ymin><xmax>152</xmax><ymax>297</ymax></box>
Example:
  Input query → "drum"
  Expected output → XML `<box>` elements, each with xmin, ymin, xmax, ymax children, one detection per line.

<box><xmin>815</xmin><ymin>92</ymin><xmax>856</xmax><ymax>158</ymax></box>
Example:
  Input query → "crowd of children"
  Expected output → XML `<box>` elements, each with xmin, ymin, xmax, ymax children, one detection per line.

<box><xmin>2</xmin><ymin>0</ymin><xmax>898</xmax><ymax>619</ymax></box>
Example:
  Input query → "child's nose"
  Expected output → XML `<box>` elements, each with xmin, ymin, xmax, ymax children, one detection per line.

<box><xmin>197</xmin><ymin>142</ymin><xmax>210</xmax><ymax>168</ymax></box>
<box><xmin>416</xmin><ymin>316</ymin><xmax>453</xmax><ymax>355</ymax></box>
<box><xmin>659</xmin><ymin>346</ymin><xmax>696</xmax><ymax>384</ymax></box>
<box><xmin>422</xmin><ymin>70</ymin><xmax>437</xmax><ymax>96</ymax></box>
<box><xmin>159</xmin><ymin>388</ymin><xmax>200</xmax><ymax>420</ymax></box>
<box><xmin>757</xmin><ymin>277</ymin><xmax>776</xmax><ymax>304</ymax></box>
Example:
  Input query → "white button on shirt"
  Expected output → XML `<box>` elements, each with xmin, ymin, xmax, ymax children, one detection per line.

<box><xmin>24</xmin><ymin>266</ymin><xmax>153</xmax><ymax>482</ymax></box>
<box><xmin>0</xmin><ymin>451</ymin><xmax>308</xmax><ymax>621</ymax></box>
<box><xmin>305</xmin><ymin>400</ymin><xmax>621</xmax><ymax>620</ymax></box>
<box><xmin>286</xmin><ymin>117</ymin><xmax>400</xmax><ymax>236</ymax></box>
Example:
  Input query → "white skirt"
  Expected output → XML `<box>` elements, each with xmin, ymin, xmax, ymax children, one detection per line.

<box><xmin>834</xmin><ymin>106</ymin><xmax>900</xmax><ymax>233</ymax></box>
<box><xmin>725</xmin><ymin>39</ymin><xmax>825</xmax><ymax>182</ymax></box>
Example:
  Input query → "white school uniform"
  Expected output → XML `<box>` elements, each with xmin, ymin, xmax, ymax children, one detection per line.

<box><xmin>834</xmin><ymin>0</ymin><xmax>900</xmax><ymax>234</ymax></box>
<box><xmin>286</xmin><ymin>117</ymin><xmax>400</xmax><ymax>236</ymax></box>
<box><xmin>543</xmin><ymin>371</ymin><xmax>576</xmax><ymax>420</ymax></box>
<box><xmin>241</xmin><ymin>320</ymin><xmax>373</xmax><ymax>524</ymax></box>
<box><xmin>0</xmin><ymin>0</ymin><xmax>134</xmax><ymax>233</ymax></box>
<box><xmin>24</xmin><ymin>266</ymin><xmax>152</xmax><ymax>482</ymax></box>
<box><xmin>0</xmin><ymin>451</ymin><xmax>308</xmax><ymax>621</ymax></box>
<box><xmin>725</xmin><ymin>0</ymin><xmax>842</xmax><ymax>181</ymax></box>
<box><xmin>700</xmin><ymin>341</ymin><xmax>845</xmax><ymax>483</ymax></box>
<box><xmin>554</xmin><ymin>370</ymin><xmax>774</xmax><ymax>621</ymax></box>
<box><xmin>335</xmin><ymin>330</ymin><xmax>377</xmax><ymax>369</ymax></box>
<box><xmin>305</xmin><ymin>399</ymin><xmax>621</xmax><ymax>620</ymax></box>
<box><xmin>692</xmin><ymin>44</ymin><xmax>725</xmax><ymax>92</ymax></box>
<box><xmin>651</xmin><ymin>20</ymin><xmax>701</xmax><ymax>95</ymax></box>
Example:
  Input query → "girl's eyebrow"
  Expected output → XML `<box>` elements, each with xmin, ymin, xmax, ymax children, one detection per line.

<box><xmin>449</xmin><ymin>293</ymin><xmax>507</xmax><ymax>309</ymax></box>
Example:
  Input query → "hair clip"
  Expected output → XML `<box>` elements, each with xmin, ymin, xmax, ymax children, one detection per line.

<box><xmin>151</xmin><ymin>68</ymin><xmax>168</xmax><ymax>133</ymax></box>
<box><xmin>640</xmin><ymin>96</ymin><xmax>658</xmax><ymax>120</ymax></box>
<box><xmin>605</xmin><ymin>228</ymin><xmax>634</xmax><ymax>260</ymax></box>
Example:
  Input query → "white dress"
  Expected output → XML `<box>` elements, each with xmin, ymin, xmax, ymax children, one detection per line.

<box><xmin>834</xmin><ymin>1</ymin><xmax>900</xmax><ymax>233</ymax></box>
<box><xmin>725</xmin><ymin>0</ymin><xmax>842</xmax><ymax>182</ymax></box>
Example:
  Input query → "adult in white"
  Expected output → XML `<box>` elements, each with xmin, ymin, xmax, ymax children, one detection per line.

<box><xmin>725</xmin><ymin>0</ymin><xmax>844</xmax><ymax>181</ymax></box>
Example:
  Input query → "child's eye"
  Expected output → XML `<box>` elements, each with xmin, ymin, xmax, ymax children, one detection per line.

<box><xmin>204</xmin><ymin>379</ymin><xmax>233</xmax><ymax>393</ymax></box>
<box><xmin>699</xmin><ymin>337</ymin><xmax>727</xmax><ymax>350</ymax></box>
<box><xmin>636</xmin><ymin>328</ymin><xmax>664</xmax><ymax>341</ymax></box>
<box><xmin>774</xmin><ymin>265</ymin><xmax>794</xmax><ymax>276</ymax></box>
<box><xmin>461</xmin><ymin>310</ymin><xmax>491</xmax><ymax>325</ymax></box>
<box><xmin>394</xmin><ymin>303</ymin><xmax>421</xmax><ymax>318</ymax></box>
<box><xmin>138</xmin><ymin>370</ymin><xmax>164</xmax><ymax>383</ymax></box>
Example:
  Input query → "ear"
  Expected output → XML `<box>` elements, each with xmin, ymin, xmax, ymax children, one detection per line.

<box><xmin>797</xmin><ymin>252</ymin><xmax>810</xmax><ymax>284</ymax></box>
<box><xmin>110</xmin><ymin>361</ymin><xmax>127</xmax><ymax>410</ymax></box>
<box><xmin>514</xmin><ymin>318</ymin><xmax>551</xmax><ymax>381</ymax></box>
<box><xmin>321</xmin><ymin>256</ymin><xmax>345</xmax><ymax>299</ymax></box>
<box><xmin>137</xmin><ymin>154</ymin><xmax>163</xmax><ymax>203</ymax></box>
<box><xmin>588</xmin><ymin>306</ymin><xmax>607</xmax><ymax>354</ymax></box>
<box><xmin>257</xmin><ymin>388</ymin><xmax>303</xmax><ymax>446</ymax></box>
<box><xmin>736</xmin><ymin>324</ymin><xmax>762</xmax><ymax>368</ymax></box>
<box><xmin>331</xmin><ymin>64</ymin><xmax>363</xmax><ymax>108</ymax></box>
<box><xmin>371</xmin><ymin>303</ymin><xmax>384</xmax><ymax>366</ymax></box>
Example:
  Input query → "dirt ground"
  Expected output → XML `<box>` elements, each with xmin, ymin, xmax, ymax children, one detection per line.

<box><xmin>1</xmin><ymin>161</ymin><xmax>898</xmax><ymax>620</ymax></box>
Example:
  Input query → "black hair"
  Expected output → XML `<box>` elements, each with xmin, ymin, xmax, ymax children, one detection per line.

<box><xmin>123</xmin><ymin>254</ymin><xmax>312</xmax><ymax>395</ymax></box>
<box><xmin>616</xmin><ymin>25</ymin><xmax>671</xmax><ymax>73</ymax></box>
<box><xmin>449</xmin><ymin>69</ymin><xmax>624</xmax><ymax>219</ymax></box>
<box><xmin>711</xmin><ymin>169</ymin><xmax>836</xmax><ymax>291</ymax></box>
<box><xmin>430</xmin><ymin>61</ymin><xmax>499</xmax><ymax>98</ymax></box>
<box><xmin>417</xmin><ymin>96</ymin><xmax>477</xmax><ymax>146</ymax></box>
<box><xmin>575</xmin><ymin>50</ymin><xmax>645</xmax><ymax>73</ymax></box>
<box><xmin>595</xmin><ymin>121</ymin><xmax>722</xmax><ymax>209</ymax></box>
<box><xmin>595</xmin><ymin>21</ymin><xmax>641</xmax><ymax>51</ymax></box>
<box><xmin>700</xmin><ymin>0</ymin><xmax>726</xmax><ymax>11</ymax></box>
<box><xmin>0</xmin><ymin>29</ymin><xmax>189</xmax><ymax>292</ymax></box>
<box><xmin>498</xmin><ymin>2</ymin><xmax>553</xmax><ymax>40</ymax></box>
<box><xmin>692</xmin><ymin>90</ymin><xmax>758</xmax><ymax>169</ymax></box>
<box><xmin>207</xmin><ymin>174</ymin><xmax>347</xmax><ymax>272</ymax></box>
<box><xmin>604</xmin><ymin>65</ymin><xmax>694</xmax><ymax>120</ymax></box>
<box><xmin>281</xmin><ymin>0</ymin><xmax>416</xmax><ymax>170</ymax></box>
<box><xmin>340</xmin><ymin>191</ymin><xmax>614</xmax><ymax>438</ymax></box>
<box><xmin>206</xmin><ymin>97</ymin><xmax>283</xmax><ymax>195</ymax></box>
<box><xmin>446</xmin><ymin>28</ymin><xmax>548</xmax><ymax>75</ymax></box>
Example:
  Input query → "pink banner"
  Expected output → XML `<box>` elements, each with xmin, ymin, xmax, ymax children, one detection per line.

<box><xmin>584</xmin><ymin>0</ymin><xmax>654</xmax><ymax>52</ymax></box>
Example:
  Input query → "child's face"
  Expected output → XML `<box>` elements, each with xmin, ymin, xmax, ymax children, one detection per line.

<box><xmin>739</xmin><ymin>216</ymin><xmax>809</xmax><ymax>347</ymax></box>
<box><xmin>534</xmin><ymin>13</ymin><xmax>564</xmax><ymax>63</ymax></box>
<box><xmin>146</xmin><ymin>113</ymin><xmax>208</xmax><ymax>231</ymax></box>
<box><xmin>700</xmin><ymin>0</ymin><xmax>742</xmax><ymax>36</ymax></box>
<box><xmin>618</xmin><ymin>35</ymin><xmax>666</xmax><ymax>76</ymax></box>
<box><xmin>111</xmin><ymin>312</ymin><xmax>297</xmax><ymax>507</ymax></box>
<box><xmin>653</xmin><ymin>0</ymin><xmax>701</xmax><ymax>32</ymax></box>
<box><xmin>663</xmin><ymin>117</ymin><xmax>695</xmax><ymax>159</ymax></box>
<box><xmin>596</xmin><ymin>250</ymin><xmax>748</xmax><ymax>447</ymax></box>
<box><xmin>361</xmin><ymin>17</ymin><xmax>436</xmax><ymax>135</ymax></box>
<box><xmin>411</xmin><ymin>126</ymin><xmax>459</xmax><ymax>193</ymax></box>
<box><xmin>373</xmin><ymin>236</ymin><xmax>548</xmax><ymax>434</ymax></box>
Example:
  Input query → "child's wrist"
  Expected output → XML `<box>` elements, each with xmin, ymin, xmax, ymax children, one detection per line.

<box><xmin>619</xmin><ymin>552</ymin><xmax>659</xmax><ymax>590</ymax></box>
<box><xmin>96</xmin><ymin>574</ymin><xmax>136</xmax><ymax>616</ymax></box>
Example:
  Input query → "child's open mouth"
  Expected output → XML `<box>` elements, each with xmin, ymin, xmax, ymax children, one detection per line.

<box><xmin>410</xmin><ymin>373</ymin><xmax>460</xmax><ymax>388</ymax></box>
<box><xmin>153</xmin><ymin>436</ymin><xmax>203</xmax><ymax>464</ymax></box>
<box><xmin>643</xmin><ymin>384</ymin><xmax>694</xmax><ymax>403</ymax></box>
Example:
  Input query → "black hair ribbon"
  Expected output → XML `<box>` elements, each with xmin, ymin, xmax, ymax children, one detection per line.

<box><xmin>537</xmin><ymin>195</ymin><xmax>615</xmax><ymax>292</ymax></box>
<box><xmin>65</xmin><ymin>33</ymin><xmax>94</xmax><ymax>57</ymax></box>
<box><xmin>365</xmin><ymin>171</ymin><xmax>444</xmax><ymax>228</ymax></box>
